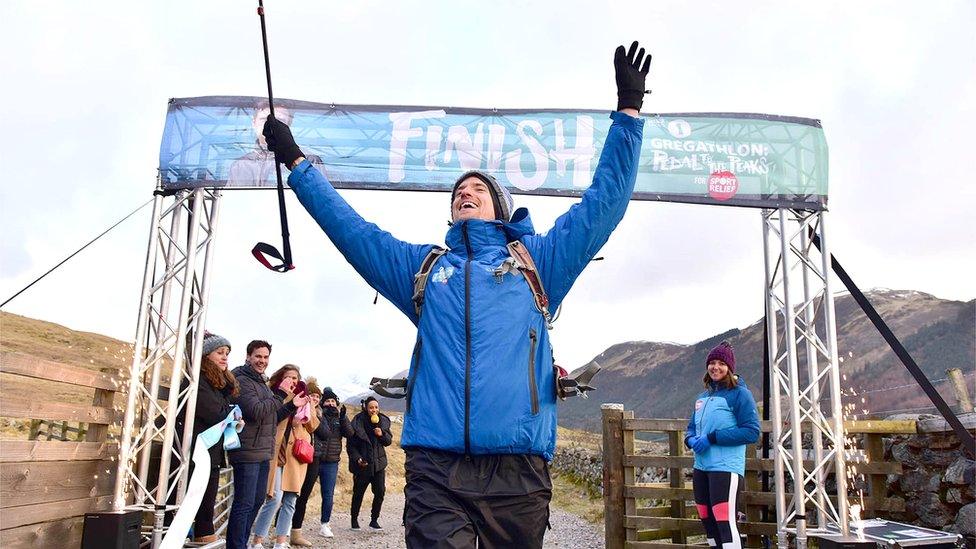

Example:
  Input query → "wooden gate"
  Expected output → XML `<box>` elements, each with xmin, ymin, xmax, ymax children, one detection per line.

<box><xmin>601</xmin><ymin>404</ymin><xmax>912</xmax><ymax>549</ymax></box>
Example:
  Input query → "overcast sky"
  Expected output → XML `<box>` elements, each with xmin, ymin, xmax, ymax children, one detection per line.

<box><xmin>1</xmin><ymin>1</ymin><xmax>973</xmax><ymax>398</ymax></box>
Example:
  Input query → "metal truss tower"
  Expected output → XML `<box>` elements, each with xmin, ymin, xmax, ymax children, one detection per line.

<box><xmin>762</xmin><ymin>208</ymin><xmax>849</xmax><ymax>549</ymax></box>
<box><xmin>112</xmin><ymin>182</ymin><xmax>222</xmax><ymax>547</ymax></box>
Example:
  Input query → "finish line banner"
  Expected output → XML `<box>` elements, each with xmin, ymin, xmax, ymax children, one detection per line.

<box><xmin>159</xmin><ymin>96</ymin><xmax>828</xmax><ymax>210</ymax></box>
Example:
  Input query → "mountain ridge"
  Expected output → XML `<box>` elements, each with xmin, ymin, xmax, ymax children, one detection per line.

<box><xmin>365</xmin><ymin>289</ymin><xmax>974</xmax><ymax>433</ymax></box>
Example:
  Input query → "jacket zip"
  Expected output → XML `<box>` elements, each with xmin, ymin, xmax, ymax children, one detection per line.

<box><xmin>462</xmin><ymin>222</ymin><xmax>473</xmax><ymax>456</ymax></box>
<box><xmin>696</xmin><ymin>391</ymin><xmax>713</xmax><ymax>440</ymax></box>
<box><xmin>251</xmin><ymin>379</ymin><xmax>269</xmax><ymax>448</ymax></box>
<box><xmin>252</xmin><ymin>413</ymin><xmax>263</xmax><ymax>448</ymax></box>
<box><xmin>406</xmin><ymin>337</ymin><xmax>423</xmax><ymax>414</ymax></box>
<box><xmin>528</xmin><ymin>328</ymin><xmax>539</xmax><ymax>415</ymax></box>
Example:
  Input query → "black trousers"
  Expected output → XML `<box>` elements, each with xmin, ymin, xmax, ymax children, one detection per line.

<box><xmin>193</xmin><ymin>467</ymin><xmax>221</xmax><ymax>537</ymax></box>
<box><xmin>291</xmin><ymin>455</ymin><xmax>320</xmax><ymax>528</ymax></box>
<box><xmin>350</xmin><ymin>469</ymin><xmax>386</xmax><ymax>522</ymax></box>
<box><xmin>403</xmin><ymin>448</ymin><xmax>551</xmax><ymax>549</ymax></box>
<box><xmin>692</xmin><ymin>469</ymin><xmax>742</xmax><ymax>549</ymax></box>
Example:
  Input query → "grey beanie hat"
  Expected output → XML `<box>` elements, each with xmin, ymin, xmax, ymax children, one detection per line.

<box><xmin>202</xmin><ymin>332</ymin><xmax>231</xmax><ymax>356</ymax></box>
<box><xmin>451</xmin><ymin>170</ymin><xmax>514</xmax><ymax>222</ymax></box>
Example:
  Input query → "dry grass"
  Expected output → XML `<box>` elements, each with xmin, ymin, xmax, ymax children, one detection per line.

<box><xmin>0</xmin><ymin>312</ymin><xmax>135</xmax><ymax>439</ymax></box>
<box><xmin>0</xmin><ymin>311</ymin><xmax>134</xmax><ymax>371</ymax></box>
<box><xmin>556</xmin><ymin>425</ymin><xmax>603</xmax><ymax>450</ymax></box>
<box><xmin>551</xmin><ymin>471</ymin><xmax>604</xmax><ymax>524</ymax></box>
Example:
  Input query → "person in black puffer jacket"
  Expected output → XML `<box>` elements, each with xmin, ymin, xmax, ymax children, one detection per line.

<box><xmin>347</xmin><ymin>396</ymin><xmax>393</xmax><ymax>531</ymax></box>
<box><xmin>291</xmin><ymin>385</ymin><xmax>353</xmax><ymax>539</ymax></box>
<box><xmin>175</xmin><ymin>332</ymin><xmax>239</xmax><ymax>544</ymax></box>
<box><xmin>321</xmin><ymin>389</ymin><xmax>354</xmax><ymax>532</ymax></box>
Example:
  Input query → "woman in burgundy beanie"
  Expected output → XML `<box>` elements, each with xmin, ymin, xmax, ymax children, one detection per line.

<box><xmin>685</xmin><ymin>341</ymin><xmax>759</xmax><ymax>549</ymax></box>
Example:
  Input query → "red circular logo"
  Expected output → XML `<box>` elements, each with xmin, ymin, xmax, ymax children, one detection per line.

<box><xmin>708</xmin><ymin>170</ymin><xmax>739</xmax><ymax>201</ymax></box>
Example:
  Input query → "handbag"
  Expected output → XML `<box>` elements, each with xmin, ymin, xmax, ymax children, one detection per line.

<box><xmin>292</xmin><ymin>438</ymin><xmax>314</xmax><ymax>464</ymax></box>
<box><xmin>278</xmin><ymin>417</ymin><xmax>314</xmax><ymax>466</ymax></box>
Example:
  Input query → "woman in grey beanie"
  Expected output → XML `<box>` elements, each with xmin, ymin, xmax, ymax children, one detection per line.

<box><xmin>179</xmin><ymin>331</ymin><xmax>239</xmax><ymax>543</ymax></box>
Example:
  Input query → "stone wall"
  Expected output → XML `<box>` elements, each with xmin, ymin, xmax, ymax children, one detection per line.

<box><xmin>883</xmin><ymin>426</ymin><xmax>975</xmax><ymax>544</ymax></box>
<box><xmin>551</xmin><ymin>444</ymin><xmax>667</xmax><ymax>496</ymax></box>
<box><xmin>551</xmin><ymin>445</ymin><xmax>604</xmax><ymax>495</ymax></box>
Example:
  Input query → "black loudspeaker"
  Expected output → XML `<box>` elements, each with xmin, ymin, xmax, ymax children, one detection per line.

<box><xmin>81</xmin><ymin>510</ymin><xmax>141</xmax><ymax>549</ymax></box>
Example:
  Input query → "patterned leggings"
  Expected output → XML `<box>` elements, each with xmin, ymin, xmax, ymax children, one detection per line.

<box><xmin>693</xmin><ymin>469</ymin><xmax>742</xmax><ymax>549</ymax></box>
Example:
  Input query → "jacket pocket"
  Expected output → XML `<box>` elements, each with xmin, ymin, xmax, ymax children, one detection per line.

<box><xmin>406</xmin><ymin>337</ymin><xmax>423</xmax><ymax>414</ymax></box>
<box><xmin>528</xmin><ymin>329</ymin><xmax>539</xmax><ymax>415</ymax></box>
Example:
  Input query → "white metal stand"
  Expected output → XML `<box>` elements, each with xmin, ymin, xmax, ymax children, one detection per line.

<box><xmin>762</xmin><ymin>208</ymin><xmax>849</xmax><ymax>549</ymax></box>
<box><xmin>112</xmin><ymin>182</ymin><xmax>222</xmax><ymax>548</ymax></box>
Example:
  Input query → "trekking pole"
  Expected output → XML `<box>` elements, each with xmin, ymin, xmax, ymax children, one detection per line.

<box><xmin>250</xmin><ymin>0</ymin><xmax>295</xmax><ymax>272</ymax></box>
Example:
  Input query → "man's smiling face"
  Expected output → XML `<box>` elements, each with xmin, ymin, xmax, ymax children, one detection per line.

<box><xmin>451</xmin><ymin>176</ymin><xmax>497</xmax><ymax>222</ymax></box>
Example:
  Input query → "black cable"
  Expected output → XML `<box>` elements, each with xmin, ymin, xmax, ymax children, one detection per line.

<box><xmin>811</xmin><ymin>231</ymin><xmax>975</xmax><ymax>458</ymax></box>
<box><xmin>1</xmin><ymin>198</ymin><xmax>153</xmax><ymax>308</ymax></box>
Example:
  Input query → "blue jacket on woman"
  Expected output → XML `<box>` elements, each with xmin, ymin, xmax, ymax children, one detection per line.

<box><xmin>287</xmin><ymin>112</ymin><xmax>644</xmax><ymax>460</ymax></box>
<box><xmin>685</xmin><ymin>378</ymin><xmax>760</xmax><ymax>476</ymax></box>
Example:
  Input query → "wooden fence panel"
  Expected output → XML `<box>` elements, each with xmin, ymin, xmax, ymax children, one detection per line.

<box><xmin>622</xmin><ymin>418</ymin><xmax>918</xmax><ymax>435</ymax></box>
<box><xmin>0</xmin><ymin>459</ymin><xmax>115</xmax><ymax>507</ymax></box>
<box><xmin>624</xmin><ymin>516</ymin><xmax>778</xmax><ymax>536</ymax></box>
<box><xmin>0</xmin><ymin>353</ymin><xmax>119</xmax><ymax>391</ymax></box>
<box><xmin>623</xmin><ymin>410</ymin><xmax>637</xmax><ymax>544</ymax></box>
<box><xmin>86</xmin><ymin>367</ymin><xmax>117</xmax><ymax>442</ymax></box>
<box><xmin>2</xmin><ymin>495</ymin><xmax>113</xmax><ymax>529</ymax></box>
<box><xmin>666</xmin><ymin>431</ymin><xmax>686</xmax><ymax>544</ymax></box>
<box><xmin>0</xmin><ymin>440</ymin><xmax>116</xmax><ymax>462</ymax></box>
<box><xmin>0</xmin><ymin>516</ymin><xmax>85</xmax><ymax>549</ymax></box>
<box><xmin>623</xmin><ymin>454</ymin><xmax>900</xmax><ymax>475</ymax></box>
<box><xmin>0</xmin><ymin>395</ymin><xmax>116</xmax><ymax>425</ymax></box>
<box><xmin>0</xmin><ymin>354</ymin><xmax>122</xmax><ymax>548</ymax></box>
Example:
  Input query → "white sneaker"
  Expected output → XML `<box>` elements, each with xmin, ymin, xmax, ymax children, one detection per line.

<box><xmin>273</xmin><ymin>543</ymin><xmax>291</xmax><ymax>549</ymax></box>
<box><xmin>319</xmin><ymin>522</ymin><xmax>334</xmax><ymax>538</ymax></box>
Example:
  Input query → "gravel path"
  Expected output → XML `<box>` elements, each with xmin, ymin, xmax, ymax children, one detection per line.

<box><xmin>285</xmin><ymin>492</ymin><xmax>604</xmax><ymax>548</ymax></box>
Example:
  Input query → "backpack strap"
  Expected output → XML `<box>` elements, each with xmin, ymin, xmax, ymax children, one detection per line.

<box><xmin>369</xmin><ymin>377</ymin><xmax>408</xmax><ymax>399</ymax></box>
<box><xmin>412</xmin><ymin>246</ymin><xmax>447</xmax><ymax>316</ymax></box>
<box><xmin>383</xmin><ymin>246</ymin><xmax>445</xmax><ymax>402</ymax></box>
<box><xmin>506</xmin><ymin>240</ymin><xmax>553</xmax><ymax>329</ymax></box>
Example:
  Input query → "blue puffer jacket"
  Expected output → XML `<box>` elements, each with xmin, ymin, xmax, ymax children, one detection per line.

<box><xmin>685</xmin><ymin>378</ymin><xmax>760</xmax><ymax>476</ymax></box>
<box><xmin>288</xmin><ymin>112</ymin><xmax>644</xmax><ymax>460</ymax></box>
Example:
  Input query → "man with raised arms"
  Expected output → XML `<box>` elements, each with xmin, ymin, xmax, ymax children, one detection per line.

<box><xmin>262</xmin><ymin>41</ymin><xmax>652</xmax><ymax>548</ymax></box>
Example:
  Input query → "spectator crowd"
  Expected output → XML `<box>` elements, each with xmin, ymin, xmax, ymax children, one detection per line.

<box><xmin>186</xmin><ymin>334</ymin><xmax>392</xmax><ymax>549</ymax></box>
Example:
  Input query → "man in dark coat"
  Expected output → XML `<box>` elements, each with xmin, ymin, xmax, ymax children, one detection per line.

<box><xmin>225</xmin><ymin>340</ymin><xmax>298</xmax><ymax>549</ymax></box>
<box><xmin>346</xmin><ymin>396</ymin><xmax>393</xmax><ymax>530</ymax></box>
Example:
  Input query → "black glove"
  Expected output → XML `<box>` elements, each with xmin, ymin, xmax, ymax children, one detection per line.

<box><xmin>339</xmin><ymin>405</ymin><xmax>347</xmax><ymax>417</ymax></box>
<box><xmin>614</xmin><ymin>41</ymin><xmax>652</xmax><ymax>112</ymax></box>
<box><xmin>262</xmin><ymin>114</ymin><xmax>305</xmax><ymax>167</ymax></box>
